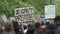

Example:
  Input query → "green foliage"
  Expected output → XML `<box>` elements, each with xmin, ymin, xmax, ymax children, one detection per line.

<box><xmin>0</xmin><ymin>0</ymin><xmax>60</xmax><ymax>18</ymax></box>
<box><xmin>0</xmin><ymin>0</ymin><xmax>46</xmax><ymax>18</ymax></box>
<box><xmin>54</xmin><ymin>0</ymin><xmax>60</xmax><ymax>15</ymax></box>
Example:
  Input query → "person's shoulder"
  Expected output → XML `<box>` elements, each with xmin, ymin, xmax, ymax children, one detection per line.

<box><xmin>55</xmin><ymin>26</ymin><xmax>60</xmax><ymax>34</ymax></box>
<box><xmin>38</xmin><ymin>28</ymin><xmax>44</xmax><ymax>32</ymax></box>
<box><xmin>57</xmin><ymin>26</ymin><xmax>60</xmax><ymax>29</ymax></box>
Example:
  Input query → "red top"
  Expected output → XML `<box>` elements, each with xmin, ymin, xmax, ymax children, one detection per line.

<box><xmin>37</xmin><ymin>28</ymin><xmax>44</xmax><ymax>34</ymax></box>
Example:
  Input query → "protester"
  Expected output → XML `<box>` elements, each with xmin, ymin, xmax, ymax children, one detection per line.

<box><xmin>41</xmin><ymin>22</ymin><xmax>44</xmax><ymax>26</ymax></box>
<box><xmin>34</xmin><ymin>22</ymin><xmax>44</xmax><ymax>34</ymax></box>
<box><xmin>44</xmin><ymin>22</ymin><xmax>52</xmax><ymax>34</ymax></box>
<box><xmin>26</xmin><ymin>24</ymin><xmax>35</xmax><ymax>34</ymax></box>
<box><xmin>45</xmin><ymin>21</ymin><xmax>58</xmax><ymax>34</ymax></box>
<box><xmin>13</xmin><ymin>20</ymin><xmax>24</xmax><ymax>34</ymax></box>
<box><xmin>54</xmin><ymin>16</ymin><xmax>60</xmax><ymax>34</ymax></box>
<box><xmin>41</xmin><ymin>22</ymin><xmax>46</xmax><ymax>29</ymax></box>
<box><xmin>0</xmin><ymin>23</ymin><xmax>5</xmax><ymax>34</ymax></box>
<box><xmin>23</xmin><ymin>25</ymin><xmax>28</xmax><ymax>34</ymax></box>
<box><xmin>23</xmin><ymin>23</ymin><xmax>28</xmax><ymax>34</ymax></box>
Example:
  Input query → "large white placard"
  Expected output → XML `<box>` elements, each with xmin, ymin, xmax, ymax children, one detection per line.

<box><xmin>45</xmin><ymin>5</ymin><xmax>55</xmax><ymax>19</ymax></box>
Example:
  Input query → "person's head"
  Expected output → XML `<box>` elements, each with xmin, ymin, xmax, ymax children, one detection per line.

<box><xmin>23</xmin><ymin>25</ymin><xmax>28</xmax><ymax>30</ymax></box>
<box><xmin>19</xmin><ymin>24</ymin><xmax>24</xmax><ymax>31</ymax></box>
<box><xmin>45</xmin><ymin>22</ymin><xmax>50</xmax><ymax>26</ymax></box>
<box><xmin>28</xmin><ymin>24</ymin><xmax>33</xmax><ymax>29</ymax></box>
<box><xmin>23</xmin><ymin>23</ymin><xmax>28</xmax><ymax>30</ymax></box>
<box><xmin>41</xmin><ymin>22</ymin><xmax>44</xmax><ymax>26</ymax></box>
<box><xmin>35</xmin><ymin>22</ymin><xmax>41</xmax><ymax>28</ymax></box>
<box><xmin>54</xmin><ymin>16</ymin><xmax>60</xmax><ymax>25</ymax></box>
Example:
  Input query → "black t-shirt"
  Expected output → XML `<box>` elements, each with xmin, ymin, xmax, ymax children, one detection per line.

<box><xmin>26</xmin><ymin>29</ymin><xmax>35</xmax><ymax>34</ymax></box>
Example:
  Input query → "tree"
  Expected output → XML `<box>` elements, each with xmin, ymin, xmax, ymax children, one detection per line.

<box><xmin>0</xmin><ymin>0</ymin><xmax>59</xmax><ymax>18</ymax></box>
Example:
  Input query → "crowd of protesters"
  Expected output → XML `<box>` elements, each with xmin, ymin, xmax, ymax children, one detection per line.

<box><xmin>0</xmin><ymin>16</ymin><xmax>60</xmax><ymax>34</ymax></box>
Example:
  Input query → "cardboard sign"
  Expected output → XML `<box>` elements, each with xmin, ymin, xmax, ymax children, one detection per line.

<box><xmin>45</xmin><ymin>5</ymin><xmax>55</xmax><ymax>19</ymax></box>
<box><xmin>15</xmin><ymin>7</ymin><xmax>34</xmax><ymax>22</ymax></box>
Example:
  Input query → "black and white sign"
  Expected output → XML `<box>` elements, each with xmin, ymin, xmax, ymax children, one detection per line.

<box><xmin>45</xmin><ymin>5</ymin><xmax>55</xmax><ymax>19</ymax></box>
<box><xmin>15</xmin><ymin>7</ymin><xmax>34</xmax><ymax>22</ymax></box>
